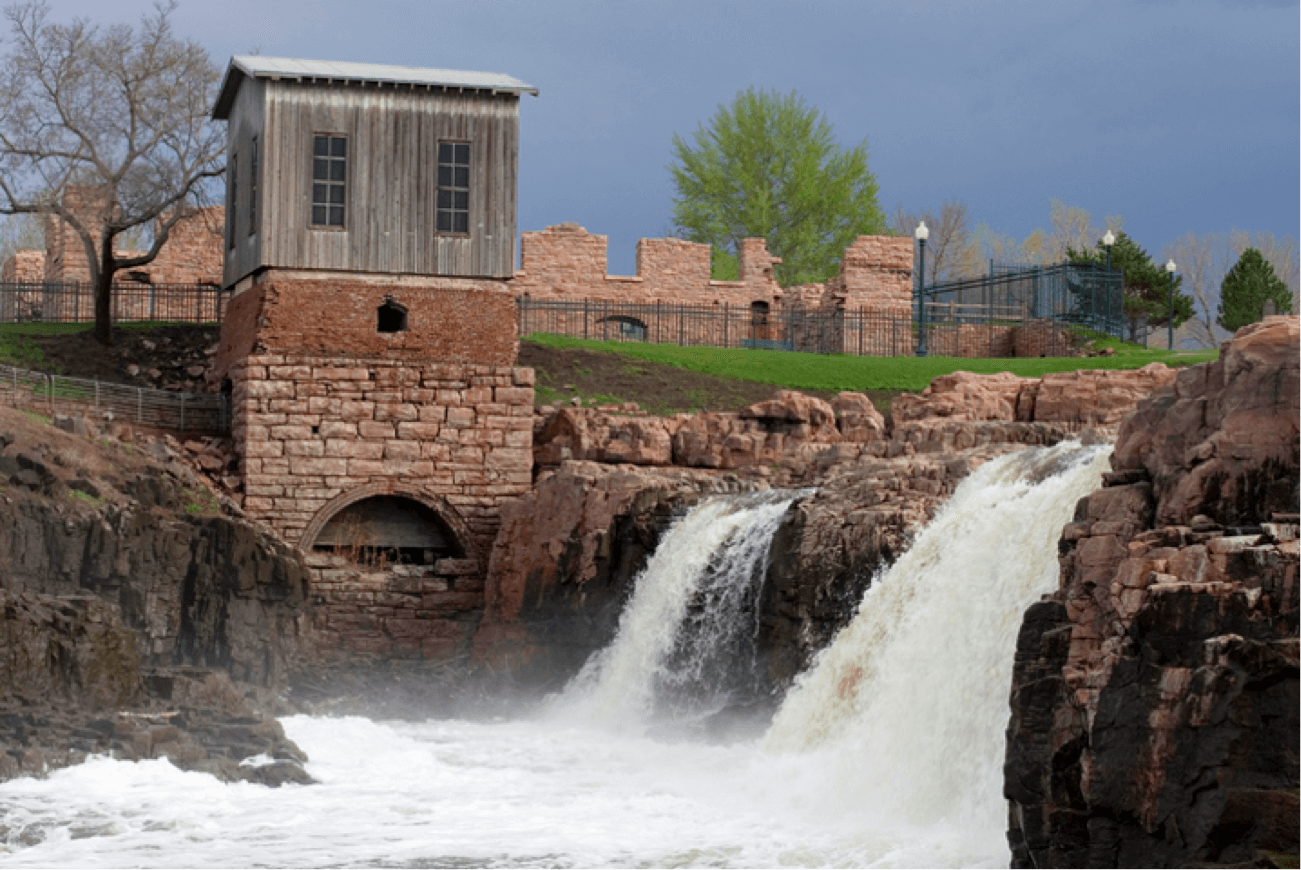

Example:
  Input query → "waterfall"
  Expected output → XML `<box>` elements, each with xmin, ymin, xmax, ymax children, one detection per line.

<box><xmin>763</xmin><ymin>441</ymin><xmax>1111</xmax><ymax>835</ymax></box>
<box><xmin>553</xmin><ymin>490</ymin><xmax>805</xmax><ymax>732</ymax></box>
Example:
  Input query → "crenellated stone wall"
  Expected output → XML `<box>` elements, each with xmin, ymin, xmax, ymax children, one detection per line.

<box><xmin>513</xmin><ymin>222</ymin><xmax>912</xmax><ymax>314</ymax></box>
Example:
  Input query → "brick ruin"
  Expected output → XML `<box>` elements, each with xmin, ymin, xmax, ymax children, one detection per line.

<box><xmin>0</xmin><ymin>185</ymin><xmax>224</xmax><ymax>322</ymax></box>
<box><xmin>513</xmin><ymin>223</ymin><xmax>913</xmax><ymax>312</ymax></box>
<box><xmin>213</xmin><ymin>273</ymin><xmax>534</xmax><ymax>661</ymax></box>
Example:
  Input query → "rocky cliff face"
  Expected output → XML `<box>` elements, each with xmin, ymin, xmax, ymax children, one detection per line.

<box><xmin>1005</xmin><ymin>317</ymin><xmax>1299</xmax><ymax>868</ymax></box>
<box><xmin>0</xmin><ymin>408</ymin><xmax>313</xmax><ymax>784</ymax></box>
<box><xmin>479</xmin><ymin>366</ymin><xmax>1175</xmax><ymax>693</ymax></box>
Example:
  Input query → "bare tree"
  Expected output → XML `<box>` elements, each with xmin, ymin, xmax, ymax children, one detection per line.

<box><xmin>975</xmin><ymin>199</ymin><xmax>1123</xmax><ymax>269</ymax></box>
<box><xmin>0</xmin><ymin>1</ymin><xmax>223</xmax><ymax>344</ymax></box>
<box><xmin>892</xmin><ymin>198</ymin><xmax>982</xmax><ymax>283</ymax></box>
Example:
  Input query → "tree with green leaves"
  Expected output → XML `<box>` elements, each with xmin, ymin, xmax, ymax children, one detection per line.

<box><xmin>1217</xmin><ymin>247</ymin><xmax>1293</xmax><ymax>333</ymax></box>
<box><xmin>1068</xmin><ymin>231</ymin><xmax>1192</xmax><ymax>342</ymax></box>
<box><xmin>669</xmin><ymin>87</ymin><xmax>886</xmax><ymax>285</ymax></box>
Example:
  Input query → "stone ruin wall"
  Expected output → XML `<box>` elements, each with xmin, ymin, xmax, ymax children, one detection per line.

<box><xmin>0</xmin><ymin>186</ymin><xmax>224</xmax><ymax>323</ymax></box>
<box><xmin>36</xmin><ymin>186</ymin><xmax>223</xmax><ymax>286</ymax></box>
<box><xmin>513</xmin><ymin>223</ymin><xmax>913</xmax><ymax>312</ymax></box>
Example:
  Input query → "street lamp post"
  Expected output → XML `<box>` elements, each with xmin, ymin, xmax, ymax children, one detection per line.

<box><xmin>1165</xmin><ymin>259</ymin><xmax>1177</xmax><ymax>351</ymax></box>
<box><xmin>1101</xmin><ymin>229</ymin><xmax>1115</xmax><ymax>270</ymax></box>
<box><xmin>915</xmin><ymin>221</ymin><xmax>929</xmax><ymax>357</ymax></box>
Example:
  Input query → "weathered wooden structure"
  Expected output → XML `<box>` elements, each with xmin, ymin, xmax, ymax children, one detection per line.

<box><xmin>214</xmin><ymin>56</ymin><xmax>537</xmax><ymax>288</ymax></box>
<box><xmin>212</xmin><ymin>57</ymin><xmax>538</xmax><ymax>662</ymax></box>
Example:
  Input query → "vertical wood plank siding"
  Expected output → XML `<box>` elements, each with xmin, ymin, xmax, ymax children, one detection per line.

<box><xmin>223</xmin><ymin>79</ymin><xmax>520</xmax><ymax>286</ymax></box>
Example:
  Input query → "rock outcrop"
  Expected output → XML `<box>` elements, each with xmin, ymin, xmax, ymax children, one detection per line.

<box><xmin>0</xmin><ymin>407</ymin><xmax>313</xmax><ymax>784</ymax></box>
<box><xmin>1005</xmin><ymin>317</ymin><xmax>1300</xmax><ymax>868</ymax></box>
<box><xmin>893</xmin><ymin>363</ymin><xmax>1177</xmax><ymax>427</ymax></box>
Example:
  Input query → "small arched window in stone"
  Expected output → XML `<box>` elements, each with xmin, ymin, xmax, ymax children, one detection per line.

<box><xmin>377</xmin><ymin>298</ymin><xmax>408</xmax><ymax>333</ymax></box>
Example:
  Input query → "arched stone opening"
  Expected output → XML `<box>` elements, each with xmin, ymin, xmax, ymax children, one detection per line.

<box><xmin>377</xmin><ymin>298</ymin><xmax>408</xmax><ymax>333</ymax></box>
<box><xmin>302</xmin><ymin>486</ymin><xmax>476</xmax><ymax>568</ymax></box>
<box><xmin>600</xmin><ymin>314</ymin><xmax>646</xmax><ymax>341</ymax></box>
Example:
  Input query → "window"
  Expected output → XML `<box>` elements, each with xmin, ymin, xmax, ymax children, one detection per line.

<box><xmin>312</xmin><ymin>134</ymin><xmax>347</xmax><ymax>228</ymax></box>
<box><xmin>227</xmin><ymin>154</ymin><xmax>237</xmax><ymax>250</ymax></box>
<box><xmin>377</xmin><ymin>299</ymin><xmax>408</xmax><ymax>333</ymax></box>
<box><xmin>436</xmin><ymin>141</ymin><xmax>470</xmax><ymax>233</ymax></box>
<box><xmin>248</xmin><ymin>137</ymin><xmax>258</xmax><ymax>235</ymax></box>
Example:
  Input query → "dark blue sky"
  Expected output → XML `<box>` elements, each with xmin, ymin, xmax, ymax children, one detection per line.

<box><xmin>63</xmin><ymin>0</ymin><xmax>1300</xmax><ymax>274</ymax></box>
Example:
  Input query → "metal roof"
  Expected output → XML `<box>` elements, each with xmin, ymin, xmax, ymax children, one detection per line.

<box><xmin>213</xmin><ymin>55</ymin><xmax>538</xmax><ymax>119</ymax></box>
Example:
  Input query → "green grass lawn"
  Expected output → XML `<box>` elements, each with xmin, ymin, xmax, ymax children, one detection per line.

<box><xmin>526</xmin><ymin>333</ymin><xmax>1218</xmax><ymax>393</ymax></box>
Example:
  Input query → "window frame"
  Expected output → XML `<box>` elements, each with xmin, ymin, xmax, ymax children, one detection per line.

<box><xmin>227</xmin><ymin>152</ymin><xmax>238</xmax><ymax>251</ymax></box>
<box><xmin>310</xmin><ymin>133</ymin><xmax>348</xmax><ymax>231</ymax></box>
<box><xmin>435</xmin><ymin>139</ymin><xmax>471</xmax><ymax>236</ymax></box>
<box><xmin>248</xmin><ymin>136</ymin><xmax>258</xmax><ymax>236</ymax></box>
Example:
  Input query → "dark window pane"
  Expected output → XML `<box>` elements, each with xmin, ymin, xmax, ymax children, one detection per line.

<box><xmin>455</xmin><ymin>143</ymin><xmax>469</xmax><ymax>164</ymax></box>
<box><xmin>439</xmin><ymin>142</ymin><xmax>453</xmax><ymax>162</ymax></box>
<box><xmin>454</xmin><ymin>166</ymin><xmax>468</xmax><ymax>188</ymax></box>
<box><xmin>453</xmin><ymin>212</ymin><xmax>468</xmax><ymax>233</ymax></box>
<box><xmin>314</xmin><ymin>136</ymin><xmax>328</xmax><ymax>156</ymax></box>
<box><xmin>454</xmin><ymin>191</ymin><xmax>468</xmax><ymax>210</ymax></box>
<box><xmin>313</xmin><ymin>183</ymin><xmax>328</xmax><ymax>204</ymax></box>
<box><xmin>331</xmin><ymin>137</ymin><xmax>346</xmax><ymax>157</ymax></box>
<box><xmin>437</xmin><ymin>211</ymin><xmax>451</xmax><ymax>232</ymax></box>
<box><xmin>330</xmin><ymin>185</ymin><xmax>345</xmax><ymax>204</ymax></box>
<box><xmin>437</xmin><ymin>189</ymin><xmax>452</xmax><ymax>208</ymax></box>
<box><xmin>438</xmin><ymin>165</ymin><xmax>452</xmax><ymax>187</ymax></box>
<box><xmin>314</xmin><ymin>158</ymin><xmax>329</xmax><ymax>180</ymax></box>
<box><xmin>330</xmin><ymin>161</ymin><xmax>345</xmax><ymax>182</ymax></box>
<box><xmin>329</xmin><ymin>206</ymin><xmax>344</xmax><ymax>226</ymax></box>
<box><xmin>312</xmin><ymin>205</ymin><xmax>327</xmax><ymax>225</ymax></box>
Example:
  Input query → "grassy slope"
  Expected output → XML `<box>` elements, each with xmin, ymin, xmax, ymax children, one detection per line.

<box><xmin>525</xmin><ymin>333</ymin><xmax>1218</xmax><ymax>393</ymax></box>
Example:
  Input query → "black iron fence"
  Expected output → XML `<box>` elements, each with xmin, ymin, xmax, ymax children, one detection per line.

<box><xmin>922</xmin><ymin>262</ymin><xmax>1125</xmax><ymax>337</ymax></box>
<box><xmin>0</xmin><ymin>362</ymin><xmax>230</xmax><ymax>432</ymax></box>
<box><xmin>0</xmin><ymin>281</ymin><xmax>230</xmax><ymax>324</ymax></box>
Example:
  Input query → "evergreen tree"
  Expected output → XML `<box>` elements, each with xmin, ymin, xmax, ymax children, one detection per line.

<box><xmin>1217</xmin><ymin>247</ymin><xmax>1293</xmax><ymax>332</ymax></box>
<box><xmin>1068</xmin><ymin>231</ymin><xmax>1192</xmax><ymax>342</ymax></box>
<box><xmin>669</xmin><ymin>87</ymin><xmax>886</xmax><ymax>285</ymax></box>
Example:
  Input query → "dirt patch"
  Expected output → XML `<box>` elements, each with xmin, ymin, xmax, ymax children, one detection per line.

<box><xmin>32</xmin><ymin>324</ymin><xmax>220</xmax><ymax>393</ymax></box>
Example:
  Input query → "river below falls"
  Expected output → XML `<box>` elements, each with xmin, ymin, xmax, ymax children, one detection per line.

<box><xmin>0</xmin><ymin>712</ymin><xmax>1006</xmax><ymax>868</ymax></box>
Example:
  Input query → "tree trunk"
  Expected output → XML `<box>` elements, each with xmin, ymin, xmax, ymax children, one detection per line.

<box><xmin>93</xmin><ymin>234</ymin><xmax>115</xmax><ymax>346</ymax></box>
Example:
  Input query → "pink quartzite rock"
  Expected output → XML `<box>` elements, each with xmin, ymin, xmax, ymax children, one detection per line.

<box><xmin>1112</xmin><ymin>316</ymin><xmax>1299</xmax><ymax>526</ymax></box>
<box><xmin>892</xmin><ymin>370</ymin><xmax>1029</xmax><ymax>423</ymax></box>
<box><xmin>892</xmin><ymin>366</ymin><xmax>1175</xmax><ymax>428</ymax></box>
<box><xmin>830</xmin><ymin>392</ymin><xmax>887</xmax><ymax>442</ymax></box>
<box><xmin>1005</xmin><ymin>316</ymin><xmax>1300</xmax><ymax>869</ymax></box>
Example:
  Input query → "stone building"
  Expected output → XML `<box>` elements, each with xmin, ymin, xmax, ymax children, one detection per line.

<box><xmin>210</xmin><ymin>56</ymin><xmax>538</xmax><ymax>660</ymax></box>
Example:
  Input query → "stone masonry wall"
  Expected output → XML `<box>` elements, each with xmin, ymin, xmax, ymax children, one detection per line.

<box><xmin>232</xmin><ymin>354</ymin><xmax>534</xmax><ymax>555</ymax></box>
<box><xmin>213</xmin><ymin>276</ymin><xmax>520</xmax><ymax>383</ymax></box>
<box><xmin>514</xmin><ymin>223</ymin><xmax>910</xmax><ymax>314</ymax></box>
<box><xmin>231</xmin><ymin>353</ymin><xmax>534</xmax><ymax>662</ymax></box>
<box><xmin>40</xmin><ymin>186</ymin><xmax>223</xmax><ymax>286</ymax></box>
<box><xmin>1</xmin><ymin>250</ymin><xmax>44</xmax><ymax>282</ymax></box>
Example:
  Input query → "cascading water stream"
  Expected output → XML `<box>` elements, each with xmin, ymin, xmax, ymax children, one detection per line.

<box><xmin>763</xmin><ymin>442</ymin><xmax>1113</xmax><ymax>836</ymax></box>
<box><xmin>0</xmin><ymin>442</ymin><xmax>1111</xmax><ymax>868</ymax></box>
<box><xmin>552</xmin><ymin>489</ymin><xmax>806</xmax><ymax>732</ymax></box>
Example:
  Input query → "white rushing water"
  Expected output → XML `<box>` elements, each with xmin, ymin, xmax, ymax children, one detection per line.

<box><xmin>0</xmin><ymin>443</ymin><xmax>1109</xmax><ymax>869</ymax></box>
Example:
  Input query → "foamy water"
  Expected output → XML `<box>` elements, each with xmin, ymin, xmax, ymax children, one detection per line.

<box><xmin>0</xmin><ymin>443</ymin><xmax>1109</xmax><ymax>868</ymax></box>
